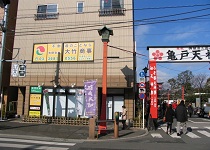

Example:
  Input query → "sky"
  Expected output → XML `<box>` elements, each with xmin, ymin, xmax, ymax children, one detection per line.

<box><xmin>134</xmin><ymin>0</ymin><xmax>210</xmax><ymax>85</ymax></box>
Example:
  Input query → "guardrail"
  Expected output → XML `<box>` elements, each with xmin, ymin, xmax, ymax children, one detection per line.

<box><xmin>21</xmin><ymin>116</ymin><xmax>89</xmax><ymax>125</ymax></box>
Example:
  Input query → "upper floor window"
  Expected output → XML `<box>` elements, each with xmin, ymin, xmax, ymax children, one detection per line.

<box><xmin>99</xmin><ymin>0</ymin><xmax>125</xmax><ymax>16</ymax></box>
<box><xmin>77</xmin><ymin>2</ymin><xmax>84</xmax><ymax>13</ymax></box>
<box><xmin>35</xmin><ymin>4</ymin><xmax>59</xmax><ymax>20</ymax></box>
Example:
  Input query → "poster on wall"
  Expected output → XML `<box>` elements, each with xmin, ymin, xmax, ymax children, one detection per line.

<box><xmin>29</xmin><ymin>111</ymin><xmax>40</xmax><ymax>117</ymax></box>
<box><xmin>33</xmin><ymin>44</ymin><xmax>48</xmax><ymax>62</ymax></box>
<box><xmin>47</xmin><ymin>43</ymin><xmax>62</xmax><ymax>61</ymax></box>
<box><xmin>84</xmin><ymin>80</ymin><xmax>97</xmax><ymax>117</ymax></box>
<box><xmin>63</xmin><ymin>43</ymin><xmax>79</xmax><ymax>61</ymax></box>
<box><xmin>78</xmin><ymin>42</ymin><xmax>94</xmax><ymax>61</ymax></box>
<box><xmin>30</xmin><ymin>94</ymin><xmax>41</xmax><ymax>106</ymax></box>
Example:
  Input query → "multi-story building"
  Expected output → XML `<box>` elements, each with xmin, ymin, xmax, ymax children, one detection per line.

<box><xmin>0</xmin><ymin>0</ymin><xmax>18</xmax><ymax>117</ymax></box>
<box><xmin>5</xmin><ymin>0</ymin><xmax>135</xmax><ymax>120</ymax></box>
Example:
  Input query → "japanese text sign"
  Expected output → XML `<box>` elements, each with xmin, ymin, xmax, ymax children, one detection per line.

<box><xmin>148</xmin><ymin>46</ymin><xmax>210</xmax><ymax>62</ymax></box>
<box><xmin>149</xmin><ymin>60</ymin><xmax>158</xmax><ymax>119</ymax></box>
<box><xmin>84</xmin><ymin>80</ymin><xmax>97</xmax><ymax>117</ymax></box>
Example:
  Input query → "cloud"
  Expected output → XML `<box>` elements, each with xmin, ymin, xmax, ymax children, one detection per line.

<box><xmin>135</xmin><ymin>25</ymin><xmax>150</xmax><ymax>45</ymax></box>
<box><xmin>164</xmin><ymin>23</ymin><xmax>206</xmax><ymax>41</ymax></box>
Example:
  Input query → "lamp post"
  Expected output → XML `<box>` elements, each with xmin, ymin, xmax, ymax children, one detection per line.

<box><xmin>98</xmin><ymin>26</ymin><xmax>113</xmax><ymax>134</ymax></box>
<box><xmin>142</xmin><ymin>66</ymin><xmax>148</xmax><ymax>129</ymax></box>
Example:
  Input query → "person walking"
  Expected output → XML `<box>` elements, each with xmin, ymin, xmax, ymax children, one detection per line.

<box><xmin>164</xmin><ymin>104</ymin><xmax>175</xmax><ymax>135</ymax></box>
<box><xmin>175</xmin><ymin>100</ymin><xmax>188</xmax><ymax>136</ymax></box>
<box><xmin>172</xmin><ymin>100</ymin><xmax>177</xmax><ymax>111</ymax></box>
<box><xmin>187</xmin><ymin>103</ymin><xmax>194</xmax><ymax>118</ymax></box>
<box><xmin>121</xmin><ymin>105</ymin><xmax>127</xmax><ymax>130</ymax></box>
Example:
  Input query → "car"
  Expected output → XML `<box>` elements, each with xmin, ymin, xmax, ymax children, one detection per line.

<box><xmin>203</xmin><ymin>103</ymin><xmax>210</xmax><ymax>118</ymax></box>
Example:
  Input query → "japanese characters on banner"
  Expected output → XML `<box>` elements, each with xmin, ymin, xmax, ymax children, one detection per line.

<box><xmin>84</xmin><ymin>80</ymin><xmax>97</xmax><ymax>117</ymax></box>
<box><xmin>148</xmin><ymin>46</ymin><xmax>210</xmax><ymax>62</ymax></box>
<box><xmin>33</xmin><ymin>42</ymin><xmax>94</xmax><ymax>62</ymax></box>
<box><xmin>149</xmin><ymin>61</ymin><xmax>158</xmax><ymax>119</ymax></box>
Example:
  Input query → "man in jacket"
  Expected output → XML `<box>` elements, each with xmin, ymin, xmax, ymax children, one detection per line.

<box><xmin>175</xmin><ymin>100</ymin><xmax>188</xmax><ymax>136</ymax></box>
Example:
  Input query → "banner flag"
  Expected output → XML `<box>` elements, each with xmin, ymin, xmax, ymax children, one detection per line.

<box><xmin>84</xmin><ymin>80</ymin><xmax>97</xmax><ymax>117</ymax></box>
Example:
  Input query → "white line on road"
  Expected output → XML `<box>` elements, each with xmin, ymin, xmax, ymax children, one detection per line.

<box><xmin>186</xmin><ymin>132</ymin><xmax>201</xmax><ymax>138</ymax></box>
<box><xmin>205</xmin><ymin>127</ymin><xmax>210</xmax><ymax>130</ymax></box>
<box><xmin>0</xmin><ymin>138</ymin><xmax>76</xmax><ymax>146</ymax></box>
<box><xmin>151</xmin><ymin>133</ymin><xmax>163</xmax><ymax>138</ymax></box>
<box><xmin>0</xmin><ymin>143</ymin><xmax>69</xmax><ymax>150</ymax></box>
<box><xmin>197</xmin><ymin>130</ymin><xmax>210</xmax><ymax>137</ymax></box>
<box><xmin>161</xmin><ymin>127</ymin><xmax>181</xmax><ymax>138</ymax></box>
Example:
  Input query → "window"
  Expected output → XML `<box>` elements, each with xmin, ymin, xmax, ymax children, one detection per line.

<box><xmin>77</xmin><ymin>2</ymin><xmax>84</xmax><ymax>13</ymax></box>
<box><xmin>99</xmin><ymin>0</ymin><xmax>125</xmax><ymax>16</ymax></box>
<box><xmin>35</xmin><ymin>4</ymin><xmax>58</xmax><ymax>20</ymax></box>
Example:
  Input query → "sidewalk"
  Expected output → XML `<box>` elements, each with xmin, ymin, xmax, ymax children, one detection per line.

<box><xmin>0</xmin><ymin>119</ymin><xmax>148</xmax><ymax>142</ymax></box>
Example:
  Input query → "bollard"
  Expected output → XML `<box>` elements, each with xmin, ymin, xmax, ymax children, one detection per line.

<box><xmin>114</xmin><ymin>112</ymin><xmax>119</xmax><ymax>138</ymax></box>
<box><xmin>89</xmin><ymin>118</ymin><xmax>96</xmax><ymax>139</ymax></box>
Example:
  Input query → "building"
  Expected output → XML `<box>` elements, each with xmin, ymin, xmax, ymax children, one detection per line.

<box><xmin>0</xmin><ymin>0</ymin><xmax>18</xmax><ymax>117</ymax></box>
<box><xmin>5</xmin><ymin>0</ymin><xmax>135</xmax><ymax>120</ymax></box>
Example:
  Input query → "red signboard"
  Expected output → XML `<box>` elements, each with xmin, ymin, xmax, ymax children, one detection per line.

<box><xmin>149</xmin><ymin>60</ymin><xmax>157</xmax><ymax>119</ymax></box>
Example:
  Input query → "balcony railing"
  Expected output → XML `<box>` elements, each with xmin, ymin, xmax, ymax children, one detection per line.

<box><xmin>35</xmin><ymin>13</ymin><xmax>59</xmax><ymax>20</ymax></box>
<box><xmin>99</xmin><ymin>8</ymin><xmax>126</xmax><ymax>16</ymax></box>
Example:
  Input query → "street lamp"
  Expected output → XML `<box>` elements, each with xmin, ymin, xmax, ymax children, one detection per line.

<box><xmin>143</xmin><ymin>67</ymin><xmax>148</xmax><ymax>75</ymax></box>
<box><xmin>98</xmin><ymin>26</ymin><xmax>113</xmax><ymax>134</ymax></box>
<box><xmin>142</xmin><ymin>66</ymin><xmax>148</xmax><ymax>129</ymax></box>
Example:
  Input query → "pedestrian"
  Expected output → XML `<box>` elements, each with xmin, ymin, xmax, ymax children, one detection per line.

<box><xmin>164</xmin><ymin>104</ymin><xmax>175</xmax><ymax>135</ymax></box>
<box><xmin>121</xmin><ymin>105</ymin><xmax>127</xmax><ymax>130</ymax></box>
<box><xmin>172</xmin><ymin>100</ymin><xmax>177</xmax><ymax>111</ymax></box>
<box><xmin>187</xmin><ymin>103</ymin><xmax>194</xmax><ymax>118</ymax></box>
<box><xmin>162</xmin><ymin>101</ymin><xmax>167</xmax><ymax>118</ymax></box>
<box><xmin>175</xmin><ymin>100</ymin><xmax>188</xmax><ymax>136</ymax></box>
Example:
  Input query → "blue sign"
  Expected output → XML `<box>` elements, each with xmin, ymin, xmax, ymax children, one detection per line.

<box><xmin>139</xmin><ymin>72</ymin><xmax>145</xmax><ymax>77</ymax></box>
<box><xmin>139</xmin><ymin>93</ymin><xmax>145</xmax><ymax>99</ymax></box>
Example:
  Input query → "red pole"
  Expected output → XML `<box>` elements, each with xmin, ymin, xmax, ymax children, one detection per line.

<box><xmin>182</xmin><ymin>86</ymin><xmax>184</xmax><ymax>100</ymax></box>
<box><xmin>99</xmin><ymin>41</ymin><xmax>108</xmax><ymax>134</ymax></box>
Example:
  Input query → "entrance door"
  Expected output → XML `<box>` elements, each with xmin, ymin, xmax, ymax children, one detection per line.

<box><xmin>106</xmin><ymin>97</ymin><xmax>113</xmax><ymax>119</ymax></box>
<box><xmin>106</xmin><ymin>96</ymin><xmax>124</xmax><ymax>120</ymax></box>
<box><xmin>113</xmin><ymin>96</ymin><xmax>124</xmax><ymax>120</ymax></box>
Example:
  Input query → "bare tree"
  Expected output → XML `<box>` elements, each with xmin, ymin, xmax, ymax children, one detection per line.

<box><xmin>192</xmin><ymin>74</ymin><xmax>208</xmax><ymax>92</ymax></box>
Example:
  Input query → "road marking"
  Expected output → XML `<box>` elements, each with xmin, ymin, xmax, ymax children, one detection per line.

<box><xmin>151</xmin><ymin>133</ymin><xmax>163</xmax><ymax>138</ymax></box>
<box><xmin>0</xmin><ymin>143</ymin><xmax>69</xmax><ymax>150</ymax></box>
<box><xmin>197</xmin><ymin>130</ymin><xmax>210</xmax><ymax>137</ymax></box>
<box><xmin>161</xmin><ymin>127</ymin><xmax>181</xmax><ymax>138</ymax></box>
<box><xmin>205</xmin><ymin>127</ymin><xmax>210</xmax><ymax>130</ymax></box>
<box><xmin>188</xmin><ymin>119</ymin><xmax>210</xmax><ymax>123</ymax></box>
<box><xmin>0</xmin><ymin>138</ymin><xmax>76</xmax><ymax>146</ymax></box>
<box><xmin>186</xmin><ymin>132</ymin><xmax>200</xmax><ymax>138</ymax></box>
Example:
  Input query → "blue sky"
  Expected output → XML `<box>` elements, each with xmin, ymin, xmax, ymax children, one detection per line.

<box><xmin>134</xmin><ymin>0</ymin><xmax>210</xmax><ymax>84</ymax></box>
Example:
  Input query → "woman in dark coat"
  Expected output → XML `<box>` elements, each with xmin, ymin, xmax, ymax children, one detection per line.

<box><xmin>164</xmin><ymin>104</ymin><xmax>175</xmax><ymax>135</ymax></box>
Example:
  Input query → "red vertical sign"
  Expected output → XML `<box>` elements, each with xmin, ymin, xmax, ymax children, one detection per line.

<box><xmin>149</xmin><ymin>60</ymin><xmax>158</xmax><ymax>119</ymax></box>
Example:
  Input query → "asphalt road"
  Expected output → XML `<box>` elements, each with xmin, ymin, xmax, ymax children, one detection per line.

<box><xmin>0</xmin><ymin>116</ymin><xmax>210</xmax><ymax>150</ymax></box>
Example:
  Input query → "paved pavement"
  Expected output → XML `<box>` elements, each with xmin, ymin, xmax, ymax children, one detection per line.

<box><xmin>0</xmin><ymin>119</ymin><xmax>148</xmax><ymax>142</ymax></box>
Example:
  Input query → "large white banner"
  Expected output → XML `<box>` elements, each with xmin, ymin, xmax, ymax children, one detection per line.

<box><xmin>148</xmin><ymin>46</ymin><xmax>210</xmax><ymax>62</ymax></box>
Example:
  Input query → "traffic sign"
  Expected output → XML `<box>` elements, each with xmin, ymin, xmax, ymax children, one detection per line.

<box><xmin>139</xmin><ymin>77</ymin><xmax>145</xmax><ymax>83</ymax></box>
<box><xmin>139</xmin><ymin>88</ymin><xmax>146</xmax><ymax>93</ymax></box>
<box><xmin>139</xmin><ymin>82</ymin><xmax>145</xmax><ymax>88</ymax></box>
<box><xmin>139</xmin><ymin>72</ymin><xmax>145</xmax><ymax>77</ymax></box>
<box><xmin>139</xmin><ymin>93</ymin><xmax>145</xmax><ymax>99</ymax></box>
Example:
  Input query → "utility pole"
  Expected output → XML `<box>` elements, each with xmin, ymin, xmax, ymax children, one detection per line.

<box><xmin>0</xmin><ymin>1</ymin><xmax>9</xmax><ymax>120</ymax></box>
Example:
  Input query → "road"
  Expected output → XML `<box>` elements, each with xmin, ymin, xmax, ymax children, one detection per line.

<box><xmin>0</xmin><ymin>117</ymin><xmax>209</xmax><ymax>150</ymax></box>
